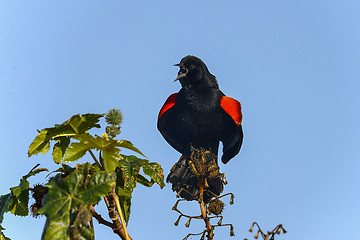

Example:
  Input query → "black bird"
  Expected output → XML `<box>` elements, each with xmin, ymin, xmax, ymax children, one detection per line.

<box><xmin>157</xmin><ymin>55</ymin><xmax>243</xmax><ymax>201</ymax></box>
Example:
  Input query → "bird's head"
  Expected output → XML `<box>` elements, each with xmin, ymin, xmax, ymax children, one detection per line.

<box><xmin>174</xmin><ymin>55</ymin><xmax>218</xmax><ymax>88</ymax></box>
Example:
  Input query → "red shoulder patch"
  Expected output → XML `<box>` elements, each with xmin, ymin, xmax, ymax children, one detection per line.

<box><xmin>158</xmin><ymin>93</ymin><xmax>177</xmax><ymax>119</ymax></box>
<box><xmin>220</xmin><ymin>96</ymin><xmax>242</xmax><ymax>126</ymax></box>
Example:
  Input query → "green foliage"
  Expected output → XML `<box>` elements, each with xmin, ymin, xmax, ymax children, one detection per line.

<box><xmin>52</xmin><ymin>137</ymin><xmax>71</xmax><ymax>164</ymax></box>
<box><xmin>63</xmin><ymin>133</ymin><xmax>146</xmax><ymax>172</ymax></box>
<box><xmin>0</xmin><ymin>165</ymin><xmax>48</xmax><ymax>239</ymax></box>
<box><xmin>24</xmin><ymin>111</ymin><xmax>165</xmax><ymax>239</ymax></box>
<box><xmin>40</xmin><ymin>164</ymin><xmax>116</xmax><ymax>240</ymax></box>
<box><xmin>1</xmin><ymin>111</ymin><xmax>165</xmax><ymax>239</ymax></box>
<box><xmin>28</xmin><ymin>113</ymin><xmax>104</xmax><ymax>158</ymax></box>
<box><xmin>115</xmin><ymin>155</ymin><xmax>165</xmax><ymax>223</ymax></box>
<box><xmin>8</xmin><ymin>178</ymin><xmax>29</xmax><ymax>216</ymax></box>
<box><xmin>0</xmin><ymin>194</ymin><xmax>11</xmax><ymax>225</ymax></box>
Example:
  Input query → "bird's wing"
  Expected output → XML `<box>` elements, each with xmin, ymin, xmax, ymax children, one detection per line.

<box><xmin>220</xmin><ymin>96</ymin><xmax>244</xmax><ymax>164</ymax></box>
<box><xmin>157</xmin><ymin>93</ymin><xmax>185</xmax><ymax>153</ymax></box>
<box><xmin>158</xmin><ymin>93</ymin><xmax>177</xmax><ymax>119</ymax></box>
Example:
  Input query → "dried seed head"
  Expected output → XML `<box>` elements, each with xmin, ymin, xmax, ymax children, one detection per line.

<box><xmin>30</xmin><ymin>184</ymin><xmax>48</xmax><ymax>217</ymax></box>
<box><xmin>208</xmin><ymin>199</ymin><xmax>225</xmax><ymax>215</ymax></box>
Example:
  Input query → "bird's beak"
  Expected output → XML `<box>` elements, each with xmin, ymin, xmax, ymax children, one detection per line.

<box><xmin>173</xmin><ymin>63</ymin><xmax>188</xmax><ymax>82</ymax></box>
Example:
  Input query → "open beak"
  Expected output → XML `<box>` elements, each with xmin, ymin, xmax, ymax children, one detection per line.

<box><xmin>173</xmin><ymin>63</ymin><xmax>188</xmax><ymax>82</ymax></box>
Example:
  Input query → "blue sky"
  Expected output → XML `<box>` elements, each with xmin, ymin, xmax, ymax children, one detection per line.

<box><xmin>1</xmin><ymin>0</ymin><xmax>359</xmax><ymax>239</ymax></box>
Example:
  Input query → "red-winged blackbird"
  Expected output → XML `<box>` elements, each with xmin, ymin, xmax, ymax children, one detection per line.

<box><xmin>158</xmin><ymin>56</ymin><xmax>243</xmax><ymax>202</ymax></box>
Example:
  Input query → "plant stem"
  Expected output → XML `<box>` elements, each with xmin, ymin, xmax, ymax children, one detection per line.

<box><xmin>199</xmin><ymin>176</ymin><xmax>212</xmax><ymax>239</ymax></box>
<box><xmin>89</xmin><ymin>150</ymin><xmax>103</xmax><ymax>170</ymax></box>
<box><xmin>103</xmin><ymin>194</ymin><xmax>132</xmax><ymax>240</ymax></box>
<box><xmin>90</xmin><ymin>217</ymin><xmax>95</xmax><ymax>240</ymax></box>
<box><xmin>110</xmin><ymin>191</ymin><xmax>130</xmax><ymax>240</ymax></box>
<box><xmin>90</xmin><ymin>205</ymin><xmax>115</xmax><ymax>229</ymax></box>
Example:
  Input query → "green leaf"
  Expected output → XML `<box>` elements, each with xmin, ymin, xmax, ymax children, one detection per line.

<box><xmin>39</xmin><ymin>167</ymin><xmax>115</xmax><ymax>239</ymax></box>
<box><xmin>28</xmin><ymin>130</ymin><xmax>51</xmax><ymax>157</ymax></box>
<box><xmin>102</xmin><ymin>148</ymin><xmax>122</xmax><ymax>172</ymax></box>
<box><xmin>41</xmin><ymin>141</ymin><xmax>51</xmax><ymax>156</ymax></box>
<box><xmin>119</xmin><ymin>194</ymin><xmax>131</xmax><ymax>225</ymax></box>
<box><xmin>0</xmin><ymin>194</ymin><xmax>11</xmax><ymax>224</ymax></box>
<box><xmin>64</xmin><ymin>134</ymin><xmax>126</xmax><ymax>170</ymax></box>
<box><xmin>28</xmin><ymin>113</ymin><xmax>104</xmax><ymax>158</ymax></box>
<box><xmin>63</xmin><ymin>134</ymin><xmax>122</xmax><ymax>165</ymax></box>
<box><xmin>76</xmin><ymin>172</ymin><xmax>117</xmax><ymax>204</ymax></box>
<box><xmin>63</xmin><ymin>141</ymin><xmax>92</xmax><ymax>163</ymax></box>
<box><xmin>76</xmin><ymin>113</ymin><xmax>104</xmax><ymax>133</ymax></box>
<box><xmin>137</xmin><ymin>174</ymin><xmax>154</xmax><ymax>187</ymax></box>
<box><xmin>114</xmin><ymin>155</ymin><xmax>164</xmax><ymax>224</ymax></box>
<box><xmin>52</xmin><ymin>137</ymin><xmax>71</xmax><ymax>164</ymax></box>
<box><xmin>41</xmin><ymin>217</ymin><xmax>69</xmax><ymax>240</ymax></box>
<box><xmin>115</xmin><ymin>182</ymin><xmax>132</xmax><ymax>225</ymax></box>
<box><xmin>116</xmin><ymin>140</ymin><xmax>146</xmax><ymax>158</ymax></box>
<box><xmin>119</xmin><ymin>155</ymin><xmax>165</xmax><ymax>189</ymax></box>
<box><xmin>8</xmin><ymin>178</ymin><xmax>29</xmax><ymax>216</ymax></box>
<box><xmin>71</xmin><ymin>205</ymin><xmax>93</xmax><ymax>240</ymax></box>
<box><xmin>142</xmin><ymin>162</ymin><xmax>165</xmax><ymax>189</ymax></box>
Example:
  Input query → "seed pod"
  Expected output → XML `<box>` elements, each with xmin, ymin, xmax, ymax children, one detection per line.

<box><xmin>185</xmin><ymin>218</ymin><xmax>191</xmax><ymax>228</ymax></box>
<box><xmin>254</xmin><ymin>230</ymin><xmax>260</xmax><ymax>239</ymax></box>
<box><xmin>174</xmin><ymin>215</ymin><xmax>181</xmax><ymax>226</ymax></box>
<box><xmin>105</xmin><ymin>108</ymin><xmax>123</xmax><ymax>125</ymax></box>
<box><xmin>208</xmin><ymin>199</ymin><xmax>225</xmax><ymax>215</ymax></box>
<box><xmin>229</xmin><ymin>194</ymin><xmax>234</xmax><ymax>205</ymax></box>
<box><xmin>230</xmin><ymin>225</ymin><xmax>235</xmax><ymax>236</ymax></box>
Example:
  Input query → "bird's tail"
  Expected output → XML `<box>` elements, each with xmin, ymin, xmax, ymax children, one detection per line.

<box><xmin>166</xmin><ymin>148</ymin><xmax>225</xmax><ymax>203</ymax></box>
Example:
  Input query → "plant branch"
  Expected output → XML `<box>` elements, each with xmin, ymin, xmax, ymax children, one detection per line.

<box><xmin>199</xmin><ymin>176</ymin><xmax>213</xmax><ymax>239</ymax></box>
<box><xmin>90</xmin><ymin>205</ymin><xmax>115</xmax><ymax>229</ymax></box>
<box><xmin>89</xmin><ymin>150</ymin><xmax>102</xmax><ymax>169</ymax></box>
<box><xmin>110</xmin><ymin>191</ymin><xmax>130</xmax><ymax>240</ymax></box>
<box><xmin>90</xmin><ymin>216</ymin><xmax>95</xmax><ymax>240</ymax></box>
<box><xmin>103</xmin><ymin>194</ymin><xmax>133</xmax><ymax>240</ymax></box>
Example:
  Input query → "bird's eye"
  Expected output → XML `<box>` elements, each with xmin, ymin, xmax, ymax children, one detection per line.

<box><xmin>189</xmin><ymin>65</ymin><xmax>195</xmax><ymax>70</ymax></box>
